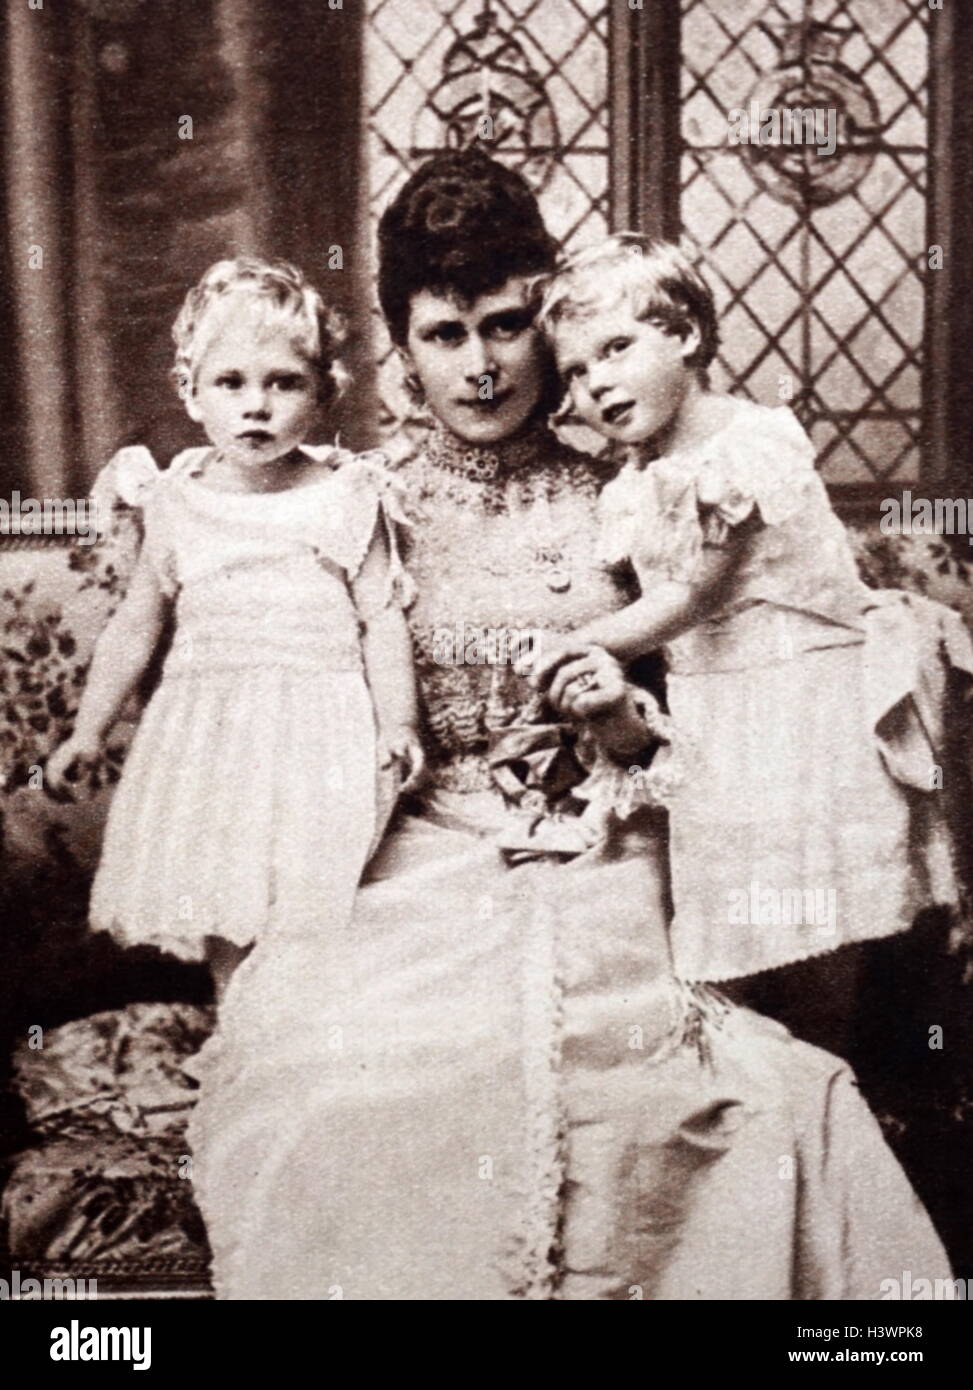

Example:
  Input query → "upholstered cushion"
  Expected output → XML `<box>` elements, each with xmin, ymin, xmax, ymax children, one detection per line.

<box><xmin>2</xmin><ymin>1003</ymin><xmax>213</xmax><ymax>1292</ymax></box>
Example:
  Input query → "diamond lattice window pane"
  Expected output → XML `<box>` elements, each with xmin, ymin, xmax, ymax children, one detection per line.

<box><xmin>680</xmin><ymin>0</ymin><xmax>928</xmax><ymax>486</ymax></box>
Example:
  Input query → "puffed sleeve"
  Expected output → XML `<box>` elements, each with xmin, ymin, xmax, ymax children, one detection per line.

<box><xmin>90</xmin><ymin>445</ymin><xmax>164</xmax><ymax>537</ymax></box>
<box><xmin>618</xmin><ymin>406</ymin><xmax>817</xmax><ymax>587</ymax></box>
<box><xmin>693</xmin><ymin>405</ymin><xmax>814</xmax><ymax>543</ymax></box>
<box><xmin>90</xmin><ymin>445</ymin><xmax>193</xmax><ymax>596</ymax></box>
<box><xmin>323</xmin><ymin>449</ymin><xmax>416</xmax><ymax>608</ymax></box>
<box><xmin>593</xmin><ymin>462</ymin><xmax>643</xmax><ymax>571</ymax></box>
<box><xmin>606</xmin><ymin>465</ymin><xmax>705</xmax><ymax>586</ymax></box>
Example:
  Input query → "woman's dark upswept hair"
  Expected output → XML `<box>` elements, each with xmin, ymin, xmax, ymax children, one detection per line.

<box><xmin>378</xmin><ymin>148</ymin><xmax>559</xmax><ymax>347</ymax></box>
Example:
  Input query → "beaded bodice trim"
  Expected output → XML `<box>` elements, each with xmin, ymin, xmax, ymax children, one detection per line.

<box><xmin>393</xmin><ymin>424</ymin><xmax>626</xmax><ymax>793</ymax></box>
<box><xmin>411</xmin><ymin>421</ymin><xmax>610</xmax><ymax>512</ymax></box>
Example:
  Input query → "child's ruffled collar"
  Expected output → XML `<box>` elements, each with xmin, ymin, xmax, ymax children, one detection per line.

<box><xmin>89</xmin><ymin>442</ymin><xmax>357</xmax><ymax>537</ymax></box>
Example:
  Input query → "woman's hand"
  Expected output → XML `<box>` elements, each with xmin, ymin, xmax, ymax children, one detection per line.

<box><xmin>45</xmin><ymin>734</ymin><xmax>102</xmax><ymax>800</ymax></box>
<box><xmin>529</xmin><ymin>642</ymin><xmax>652</xmax><ymax>758</ymax></box>
<box><xmin>517</xmin><ymin>633</ymin><xmax>621</xmax><ymax>715</ymax></box>
<box><xmin>529</xmin><ymin>642</ymin><xmax>628</xmax><ymax>721</ymax></box>
<box><xmin>378</xmin><ymin>724</ymin><xmax>427</xmax><ymax>795</ymax></box>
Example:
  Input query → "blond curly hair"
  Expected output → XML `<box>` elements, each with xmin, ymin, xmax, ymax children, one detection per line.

<box><xmin>537</xmin><ymin>235</ymin><xmax>720</xmax><ymax>373</ymax></box>
<box><xmin>171</xmin><ymin>256</ymin><xmax>349</xmax><ymax>405</ymax></box>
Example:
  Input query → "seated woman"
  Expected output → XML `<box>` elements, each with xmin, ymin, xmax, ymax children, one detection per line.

<box><xmin>184</xmin><ymin>149</ymin><xmax>948</xmax><ymax>1300</ymax></box>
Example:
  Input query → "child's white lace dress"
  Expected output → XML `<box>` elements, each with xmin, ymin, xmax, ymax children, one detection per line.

<box><xmin>599</xmin><ymin>398</ymin><xmax>973</xmax><ymax>982</ymax></box>
<box><xmin>88</xmin><ymin>444</ymin><xmax>411</xmax><ymax>960</ymax></box>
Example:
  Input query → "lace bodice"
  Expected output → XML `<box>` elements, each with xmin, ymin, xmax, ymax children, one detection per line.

<box><xmin>395</xmin><ymin>422</ymin><xmax>625</xmax><ymax>792</ymax></box>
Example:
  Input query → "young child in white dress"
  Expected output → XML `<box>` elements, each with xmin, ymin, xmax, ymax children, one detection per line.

<box><xmin>531</xmin><ymin>236</ymin><xmax>972</xmax><ymax>999</ymax></box>
<box><xmin>47</xmin><ymin>257</ymin><xmax>422</xmax><ymax>996</ymax></box>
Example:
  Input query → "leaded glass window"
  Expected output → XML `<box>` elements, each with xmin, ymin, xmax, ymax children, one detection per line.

<box><xmin>363</xmin><ymin>0</ymin><xmax>935</xmax><ymax>489</ymax></box>
<box><xmin>679</xmin><ymin>0</ymin><xmax>929</xmax><ymax>487</ymax></box>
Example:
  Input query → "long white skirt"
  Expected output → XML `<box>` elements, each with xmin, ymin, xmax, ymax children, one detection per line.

<box><xmin>185</xmin><ymin>790</ymin><xmax>950</xmax><ymax>1300</ymax></box>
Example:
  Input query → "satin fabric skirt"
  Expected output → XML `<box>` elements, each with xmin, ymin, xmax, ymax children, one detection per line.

<box><xmin>186</xmin><ymin>789</ymin><xmax>948</xmax><ymax>1299</ymax></box>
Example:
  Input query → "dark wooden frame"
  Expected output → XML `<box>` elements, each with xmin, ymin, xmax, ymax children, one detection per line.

<box><xmin>923</xmin><ymin>2</ymin><xmax>973</xmax><ymax>504</ymax></box>
<box><xmin>608</xmin><ymin>1</ymin><xmax>973</xmax><ymax>517</ymax></box>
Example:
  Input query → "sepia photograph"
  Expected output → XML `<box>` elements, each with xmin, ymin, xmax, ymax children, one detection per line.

<box><xmin>1</xmin><ymin>0</ymin><xmax>971</xmax><ymax>1358</ymax></box>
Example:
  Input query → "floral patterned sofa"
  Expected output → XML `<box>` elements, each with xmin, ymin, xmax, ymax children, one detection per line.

<box><xmin>1</xmin><ymin>510</ymin><xmax>213</xmax><ymax>1295</ymax></box>
<box><xmin>2</xmin><ymin>493</ymin><xmax>973</xmax><ymax>1292</ymax></box>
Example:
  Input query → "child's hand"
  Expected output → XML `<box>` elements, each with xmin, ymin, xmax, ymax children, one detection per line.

<box><xmin>45</xmin><ymin>735</ymin><xmax>102</xmax><ymax>800</ymax></box>
<box><xmin>538</xmin><ymin>643</ymin><xmax>630</xmax><ymax>723</ymax></box>
<box><xmin>522</xmin><ymin>636</ymin><xmax>591</xmax><ymax>695</ymax></box>
<box><xmin>514</xmin><ymin>632</ymin><xmax>570</xmax><ymax>685</ymax></box>
<box><xmin>378</xmin><ymin>724</ymin><xmax>426</xmax><ymax>795</ymax></box>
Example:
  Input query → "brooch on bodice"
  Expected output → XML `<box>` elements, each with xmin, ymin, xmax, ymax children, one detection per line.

<box><xmin>534</xmin><ymin>544</ymin><xmax>571</xmax><ymax>593</ymax></box>
<box><xmin>531</xmin><ymin>493</ymin><xmax>572</xmax><ymax>592</ymax></box>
